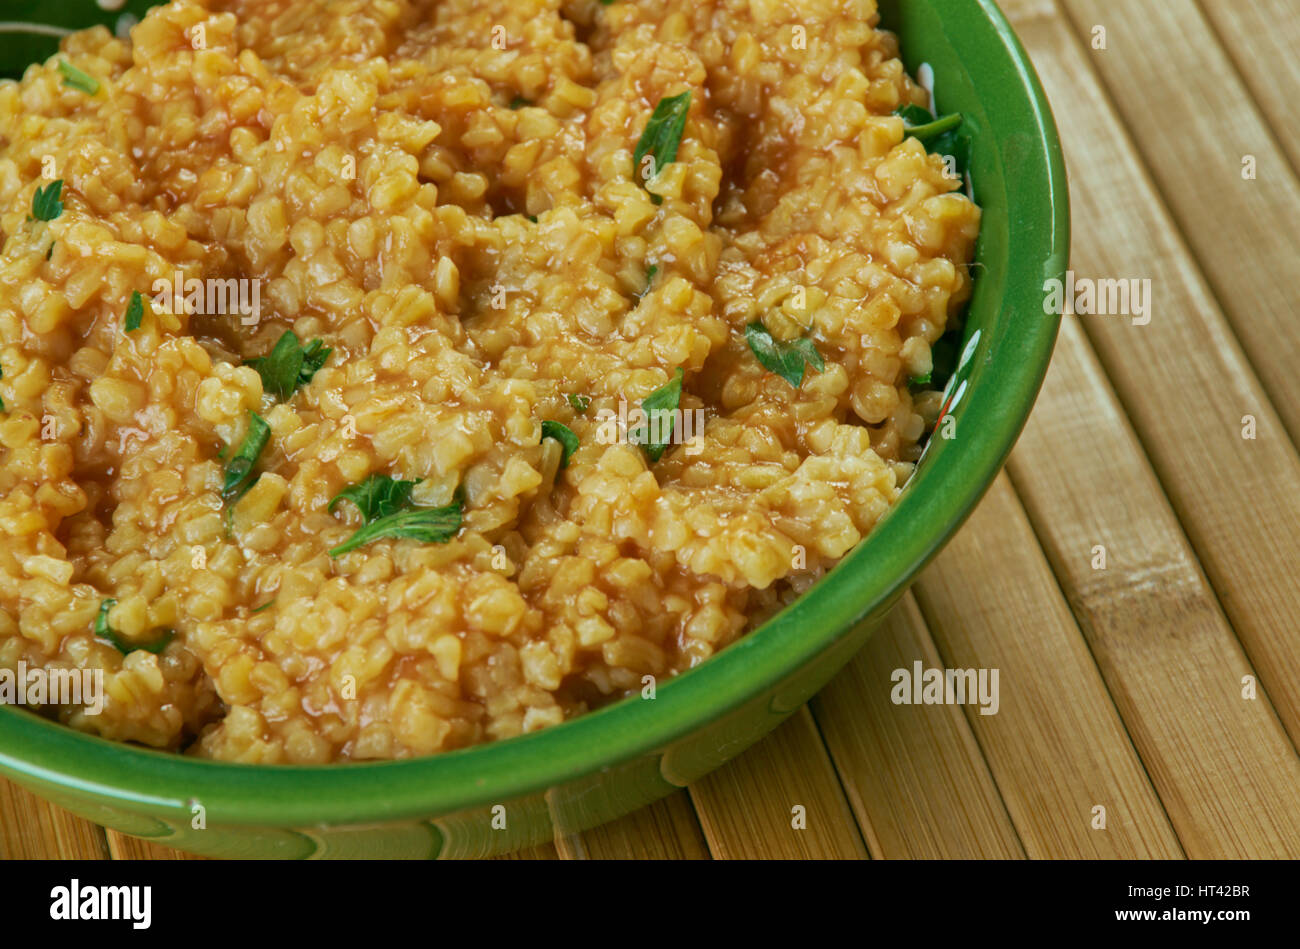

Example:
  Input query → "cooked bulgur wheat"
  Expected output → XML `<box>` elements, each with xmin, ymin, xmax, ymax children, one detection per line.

<box><xmin>0</xmin><ymin>0</ymin><xmax>979</xmax><ymax>761</ymax></box>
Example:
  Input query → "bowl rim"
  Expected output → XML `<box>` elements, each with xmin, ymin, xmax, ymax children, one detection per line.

<box><xmin>0</xmin><ymin>0</ymin><xmax>1069</xmax><ymax>828</ymax></box>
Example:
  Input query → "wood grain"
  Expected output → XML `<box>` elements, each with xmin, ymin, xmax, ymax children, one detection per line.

<box><xmin>913</xmin><ymin>475</ymin><xmax>1184</xmax><ymax>858</ymax></box>
<box><xmin>1002</xmin><ymin>0</ymin><xmax>1300</xmax><ymax>752</ymax></box>
<box><xmin>0</xmin><ymin>778</ymin><xmax>109</xmax><ymax>859</ymax></box>
<box><xmin>1008</xmin><ymin>317</ymin><xmax>1300</xmax><ymax>857</ymax></box>
<box><xmin>1198</xmin><ymin>0</ymin><xmax>1300</xmax><ymax>174</ymax></box>
<box><xmin>813</xmin><ymin>594</ymin><xmax>1024</xmax><ymax>858</ymax></box>
<box><xmin>689</xmin><ymin>708</ymin><xmax>868</xmax><ymax>859</ymax></box>
<box><xmin>1057</xmin><ymin>0</ymin><xmax>1300</xmax><ymax>447</ymax></box>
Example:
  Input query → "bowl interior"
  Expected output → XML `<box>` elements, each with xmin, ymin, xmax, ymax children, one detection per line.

<box><xmin>0</xmin><ymin>0</ymin><xmax>1067</xmax><ymax>828</ymax></box>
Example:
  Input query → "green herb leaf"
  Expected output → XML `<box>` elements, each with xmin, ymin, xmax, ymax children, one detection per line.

<box><xmin>894</xmin><ymin>105</ymin><xmax>961</xmax><ymax>142</ymax></box>
<box><xmin>123</xmin><ymin>290</ymin><xmax>145</xmax><ymax>332</ymax></box>
<box><xmin>246</xmin><ymin>330</ymin><xmax>332</xmax><ymax>401</ymax></box>
<box><xmin>633</xmin><ymin>91</ymin><xmax>691</xmax><ymax>205</ymax></box>
<box><xmin>541</xmin><ymin>420</ymin><xmax>579</xmax><ymax>467</ymax></box>
<box><xmin>30</xmin><ymin>179</ymin><xmax>63</xmax><ymax>222</ymax></box>
<box><xmin>745</xmin><ymin>321</ymin><xmax>825</xmax><ymax>389</ymax></box>
<box><xmin>632</xmin><ymin>367</ymin><xmax>684</xmax><ymax>462</ymax></box>
<box><xmin>567</xmin><ymin>393</ymin><xmax>590</xmax><ymax>413</ymax></box>
<box><xmin>509</xmin><ymin>95</ymin><xmax>530</xmax><ymax>109</ymax></box>
<box><xmin>931</xmin><ymin>128</ymin><xmax>972</xmax><ymax>178</ymax></box>
<box><xmin>300</xmin><ymin>338</ymin><xmax>330</xmax><ymax>378</ymax></box>
<box><xmin>222</xmin><ymin>411</ymin><xmax>270</xmax><ymax>503</ymax></box>
<box><xmin>95</xmin><ymin>598</ymin><xmax>174</xmax><ymax>655</ymax></box>
<box><xmin>894</xmin><ymin>104</ymin><xmax>934</xmax><ymax>128</ymax></box>
<box><xmin>250</xmin><ymin>599</ymin><xmax>276</xmax><ymax>613</ymax></box>
<box><xmin>94</xmin><ymin>598</ymin><xmax>115</xmax><ymax>639</ymax></box>
<box><xmin>639</xmin><ymin>264</ymin><xmax>658</xmax><ymax>300</ymax></box>
<box><xmin>58</xmin><ymin>59</ymin><xmax>100</xmax><ymax>95</ymax></box>
<box><xmin>327</xmin><ymin>474</ymin><xmax>465</xmax><ymax>556</ymax></box>
<box><xmin>908</xmin><ymin>371</ymin><xmax>932</xmax><ymax>389</ymax></box>
<box><xmin>328</xmin><ymin>499</ymin><xmax>463</xmax><ymax>557</ymax></box>
<box><xmin>328</xmin><ymin>473</ymin><xmax>419</xmax><ymax>522</ymax></box>
<box><xmin>894</xmin><ymin>105</ymin><xmax>971</xmax><ymax>178</ymax></box>
<box><xmin>45</xmin><ymin>242</ymin><xmax>54</xmax><ymax>261</ymax></box>
<box><xmin>527</xmin><ymin>214</ymin><xmax>538</xmax><ymax>223</ymax></box>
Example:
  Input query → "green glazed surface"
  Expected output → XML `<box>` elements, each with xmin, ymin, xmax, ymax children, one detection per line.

<box><xmin>0</xmin><ymin>0</ymin><xmax>1068</xmax><ymax>858</ymax></box>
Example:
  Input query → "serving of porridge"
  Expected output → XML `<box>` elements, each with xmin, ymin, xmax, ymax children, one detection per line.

<box><xmin>0</xmin><ymin>0</ymin><xmax>978</xmax><ymax>761</ymax></box>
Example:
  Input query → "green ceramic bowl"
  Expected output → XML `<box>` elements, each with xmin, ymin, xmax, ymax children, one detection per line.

<box><xmin>0</xmin><ymin>0</ymin><xmax>1067</xmax><ymax>857</ymax></box>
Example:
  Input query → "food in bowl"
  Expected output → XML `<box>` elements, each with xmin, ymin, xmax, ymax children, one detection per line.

<box><xmin>0</xmin><ymin>0</ymin><xmax>979</xmax><ymax>762</ymax></box>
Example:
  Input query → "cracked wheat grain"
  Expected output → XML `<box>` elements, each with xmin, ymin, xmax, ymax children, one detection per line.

<box><xmin>0</xmin><ymin>0</ymin><xmax>978</xmax><ymax>761</ymax></box>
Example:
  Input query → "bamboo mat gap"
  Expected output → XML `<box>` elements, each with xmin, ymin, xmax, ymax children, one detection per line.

<box><xmin>4</xmin><ymin>0</ymin><xmax>1298</xmax><ymax>860</ymax></box>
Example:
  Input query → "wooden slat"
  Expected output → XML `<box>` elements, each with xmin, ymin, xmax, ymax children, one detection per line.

<box><xmin>554</xmin><ymin>792</ymin><xmax>709</xmax><ymax>859</ymax></box>
<box><xmin>813</xmin><ymin>594</ymin><xmax>1024</xmax><ymax>858</ymax></box>
<box><xmin>0</xmin><ymin>778</ymin><xmax>109</xmax><ymax>859</ymax></box>
<box><xmin>1057</xmin><ymin>0</ymin><xmax>1300</xmax><ymax>445</ymax></box>
<box><xmin>1198</xmin><ymin>0</ymin><xmax>1300</xmax><ymax>173</ymax></box>
<box><xmin>1008</xmin><ymin>317</ymin><xmax>1300</xmax><ymax>857</ymax></box>
<box><xmin>913</xmin><ymin>475</ymin><xmax>1184</xmax><ymax>858</ymax></box>
<box><xmin>688</xmin><ymin>708</ymin><xmax>867</xmax><ymax>859</ymax></box>
<box><xmin>1002</xmin><ymin>0</ymin><xmax>1300</xmax><ymax>751</ymax></box>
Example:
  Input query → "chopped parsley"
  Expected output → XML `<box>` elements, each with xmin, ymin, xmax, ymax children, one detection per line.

<box><xmin>94</xmin><ymin>598</ymin><xmax>174</xmax><ymax>655</ymax></box>
<box><xmin>541</xmin><ymin>420</ymin><xmax>579</xmax><ymax>467</ymax></box>
<box><xmin>328</xmin><ymin>503</ymin><xmax>463</xmax><ymax>557</ymax></box>
<box><xmin>58</xmin><ymin>59</ymin><xmax>100</xmax><ymax>95</ymax></box>
<box><xmin>895</xmin><ymin>105</ymin><xmax>962</xmax><ymax>141</ymax></box>
<box><xmin>328</xmin><ymin>477</ymin><xmax>463</xmax><ymax>557</ymax></box>
<box><xmin>640</xmin><ymin>264</ymin><xmax>658</xmax><ymax>299</ymax></box>
<box><xmin>631</xmin><ymin>367</ymin><xmax>684</xmax><ymax>462</ymax></box>
<box><xmin>509</xmin><ymin>95</ymin><xmax>531</xmax><ymax>109</ymax></box>
<box><xmin>567</xmin><ymin>393</ymin><xmax>590</xmax><ymax>413</ymax></box>
<box><xmin>245</xmin><ymin>330</ymin><xmax>331</xmax><ymax>400</ymax></box>
<box><xmin>29</xmin><ymin>180</ymin><xmax>63</xmax><ymax>222</ymax></box>
<box><xmin>123</xmin><ymin>290</ymin><xmax>145</xmax><ymax>332</ymax></box>
<box><xmin>250</xmin><ymin>599</ymin><xmax>276</xmax><ymax>613</ymax></box>
<box><xmin>633</xmin><ymin>91</ymin><xmax>691</xmax><ymax>205</ymax></box>
<box><xmin>221</xmin><ymin>411</ymin><xmax>271</xmax><ymax>504</ymax></box>
<box><xmin>894</xmin><ymin>105</ymin><xmax>972</xmax><ymax>178</ymax></box>
<box><xmin>745</xmin><ymin>321</ymin><xmax>825</xmax><ymax>389</ymax></box>
<box><xmin>328</xmin><ymin>473</ymin><xmax>419</xmax><ymax>522</ymax></box>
